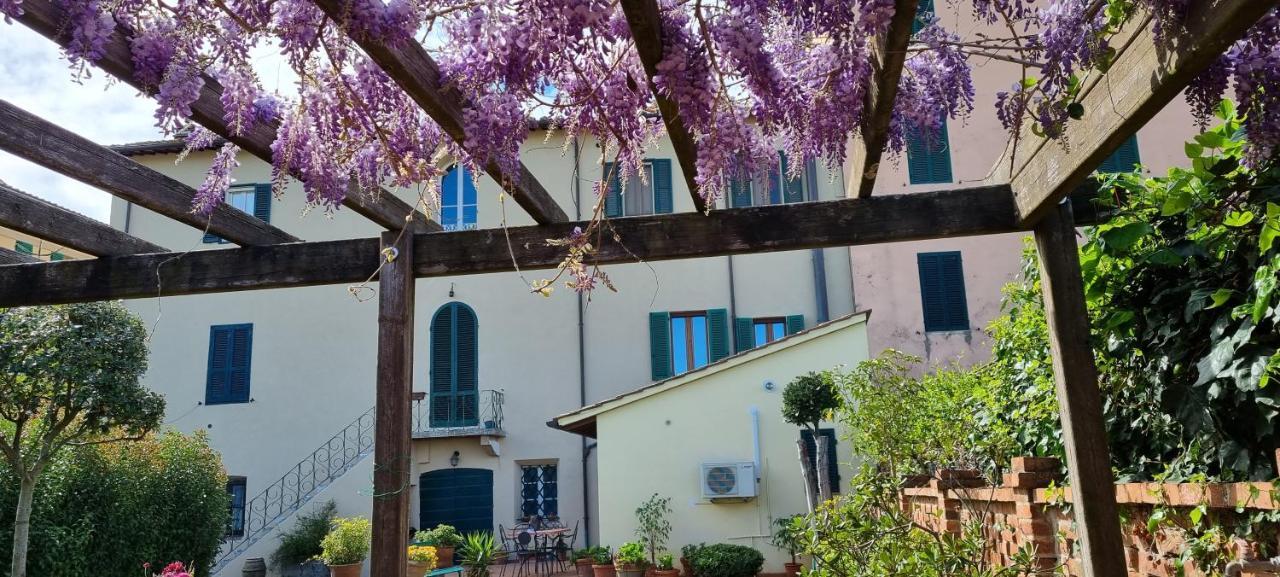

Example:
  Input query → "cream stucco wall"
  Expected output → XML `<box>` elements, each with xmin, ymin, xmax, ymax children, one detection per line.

<box><xmin>588</xmin><ymin>316</ymin><xmax>869</xmax><ymax>573</ymax></box>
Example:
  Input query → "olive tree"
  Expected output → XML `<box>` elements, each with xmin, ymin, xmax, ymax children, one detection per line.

<box><xmin>0</xmin><ymin>303</ymin><xmax>165</xmax><ymax>577</ymax></box>
<box><xmin>781</xmin><ymin>371</ymin><xmax>841</xmax><ymax>508</ymax></box>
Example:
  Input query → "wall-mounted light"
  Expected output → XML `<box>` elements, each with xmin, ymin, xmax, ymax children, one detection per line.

<box><xmin>450</xmin><ymin>451</ymin><xmax>460</xmax><ymax>467</ymax></box>
<box><xmin>449</xmin><ymin>283</ymin><xmax>455</xmax><ymax>298</ymax></box>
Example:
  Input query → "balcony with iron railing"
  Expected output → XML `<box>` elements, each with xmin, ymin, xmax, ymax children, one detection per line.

<box><xmin>412</xmin><ymin>389</ymin><xmax>504</xmax><ymax>439</ymax></box>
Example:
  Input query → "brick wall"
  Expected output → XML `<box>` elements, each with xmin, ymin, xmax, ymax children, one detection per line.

<box><xmin>899</xmin><ymin>457</ymin><xmax>1280</xmax><ymax>576</ymax></box>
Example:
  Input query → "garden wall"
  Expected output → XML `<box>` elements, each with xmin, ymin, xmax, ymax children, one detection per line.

<box><xmin>900</xmin><ymin>457</ymin><xmax>1280</xmax><ymax>576</ymax></box>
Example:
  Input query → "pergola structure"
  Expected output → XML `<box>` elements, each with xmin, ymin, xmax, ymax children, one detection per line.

<box><xmin>0</xmin><ymin>1</ymin><xmax>1273</xmax><ymax>576</ymax></box>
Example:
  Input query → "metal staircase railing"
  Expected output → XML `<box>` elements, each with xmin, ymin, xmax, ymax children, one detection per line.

<box><xmin>211</xmin><ymin>407</ymin><xmax>376</xmax><ymax>574</ymax></box>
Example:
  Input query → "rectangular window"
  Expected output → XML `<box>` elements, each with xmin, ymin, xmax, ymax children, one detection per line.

<box><xmin>441</xmin><ymin>165</ymin><xmax>479</xmax><ymax>231</ymax></box>
<box><xmin>734</xmin><ymin>315</ymin><xmax>804</xmax><ymax>352</ymax></box>
<box><xmin>917</xmin><ymin>251</ymin><xmax>969</xmax><ymax>332</ymax></box>
<box><xmin>1097</xmin><ymin>134</ymin><xmax>1142</xmax><ymax>174</ymax></box>
<box><xmin>906</xmin><ymin>122</ymin><xmax>953</xmax><ymax>185</ymax></box>
<box><xmin>605</xmin><ymin>160</ymin><xmax>673</xmax><ymax>217</ymax></box>
<box><xmin>14</xmin><ymin>240</ymin><xmax>32</xmax><ymax>255</ymax></box>
<box><xmin>800</xmin><ymin>429</ymin><xmax>841</xmax><ymax>494</ymax></box>
<box><xmin>205</xmin><ymin>183</ymin><xmax>271</xmax><ymax>244</ymax></box>
<box><xmin>729</xmin><ymin>153</ymin><xmax>815</xmax><ymax>208</ymax></box>
<box><xmin>649</xmin><ymin>309</ymin><xmax>729</xmax><ymax>380</ymax></box>
<box><xmin>753</xmin><ymin>319</ymin><xmax>786</xmax><ymax>346</ymax></box>
<box><xmin>519</xmin><ymin>464</ymin><xmax>558</xmax><ymax>519</ymax></box>
<box><xmin>670</xmin><ymin>312</ymin><xmax>709</xmax><ymax>375</ymax></box>
<box><xmin>623</xmin><ymin>161</ymin><xmax>656</xmax><ymax>216</ymax></box>
<box><xmin>206</xmin><ymin>324</ymin><xmax>253</xmax><ymax>404</ymax></box>
<box><xmin>226</xmin><ymin>477</ymin><xmax>247</xmax><ymax>537</ymax></box>
<box><xmin>49</xmin><ymin>251</ymin><xmax>64</xmax><ymax>261</ymax></box>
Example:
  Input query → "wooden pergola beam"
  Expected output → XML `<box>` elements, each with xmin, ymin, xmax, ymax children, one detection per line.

<box><xmin>310</xmin><ymin>0</ymin><xmax>568</xmax><ymax>226</ymax></box>
<box><xmin>0</xmin><ymin>247</ymin><xmax>39</xmax><ymax>265</ymax></box>
<box><xmin>0</xmin><ymin>184</ymin><xmax>1022</xmax><ymax>306</ymax></box>
<box><xmin>0</xmin><ymin>182</ymin><xmax>167</xmax><ymax>256</ymax></box>
<box><xmin>13</xmin><ymin>0</ymin><xmax>439</xmax><ymax>233</ymax></box>
<box><xmin>846</xmin><ymin>0</ymin><xmax>918</xmax><ymax>198</ymax></box>
<box><xmin>619</xmin><ymin>0</ymin><xmax>708</xmax><ymax>214</ymax></box>
<box><xmin>1001</xmin><ymin>0</ymin><xmax>1277</xmax><ymax>225</ymax></box>
<box><xmin>0</xmin><ymin>99</ymin><xmax>298</xmax><ymax>246</ymax></box>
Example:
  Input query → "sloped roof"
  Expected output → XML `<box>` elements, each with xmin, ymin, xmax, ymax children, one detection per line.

<box><xmin>547</xmin><ymin>310</ymin><xmax>870</xmax><ymax>438</ymax></box>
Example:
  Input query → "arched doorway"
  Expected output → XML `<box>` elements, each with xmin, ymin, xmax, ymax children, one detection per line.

<box><xmin>419</xmin><ymin>468</ymin><xmax>493</xmax><ymax>534</ymax></box>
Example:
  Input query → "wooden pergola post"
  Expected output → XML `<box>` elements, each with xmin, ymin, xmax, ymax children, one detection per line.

<box><xmin>372</xmin><ymin>231</ymin><xmax>415</xmax><ymax>577</ymax></box>
<box><xmin>1032</xmin><ymin>200</ymin><xmax>1125</xmax><ymax>577</ymax></box>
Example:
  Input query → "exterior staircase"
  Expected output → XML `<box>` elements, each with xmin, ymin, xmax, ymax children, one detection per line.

<box><xmin>211</xmin><ymin>407</ymin><xmax>376</xmax><ymax>575</ymax></box>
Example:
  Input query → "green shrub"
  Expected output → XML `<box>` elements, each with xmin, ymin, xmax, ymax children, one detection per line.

<box><xmin>690</xmin><ymin>544</ymin><xmax>763</xmax><ymax>577</ymax></box>
<box><xmin>680</xmin><ymin>543</ymin><xmax>705</xmax><ymax>562</ymax></box>
<box><xmin>273</xmin><ymin>500</ymin><xmax>337</xmax><ymax>568</ymax></box>
<box><xmin>319</xmin><ymin>517</ymin><xmax>371</xmax><ymax>566</ymax></box>
<box><xmin>781</xmin><ymin>372</ymin><xmax>840</xmax><ymax>433</ymax></box>
<box><xmin>592</xmin><ymin>547</ymin><xmax>614</xmax><ymax>565</ymax></box>
<box><xmin>572</xmin><ymin>546</ymin><xmax>610</xmax><ymax>562</ymax></box>
<box><xmin>415</xmin><ymin>524</ymin><xmax>463</xmax><ymax>547</ymax></box>
<box><xmin>0</xmin><ymin>429</ymin><xmax>229</xmax><ymax>577</ymax></box>
<box><xmin>615</xmin><ymin>542</ymin><xmax>647</xmax><ymax>567</ymax></box>
<box><xmin>458</xmin><ymin>531</ymin><xmax>498</xmax><ymax>577</ymax></box>
<box><xmin>657</xmin><ymin>554</ymin><xmax>675</xmax><ymax>571</ymax></box>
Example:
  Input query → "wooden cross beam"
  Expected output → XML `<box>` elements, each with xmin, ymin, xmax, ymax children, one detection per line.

<box><xmin>846</xmin><ymin>0</ymin><xmax>919</xmax><ymax>198</ymax></box>
<box><xmin>0</xmin><ymin>185</ymin><xmax>1022</xmax><ymax>307</ymax></box>
<box><xmin>0</xmin><ymin>182</ymin><xmax>168</xmax><ymax>256</ymax></box>
<box><xmin>311</xmin><ymin>0</ymin><xmax>569</xmax><ymax>226</ymax></box>
<box><xmin>619</xmin><ymin>0</ymin><xmax>709</xmax><ymax>215</ymax></box>
<box><xmin>13</xmin><ymin>0</ymin><xmax>439</xmax><ymax>233</ymax></box>
<box><xmin>0</xmin><ymin>247</ymin><xmax>39</xmax><ymax>265</ymax></box>
<box><xmin>996</xmin><ymin>0</ymin><xmax>1278</xmax><ymax>226</ymax></box>
<box><xmin>0</xmin><ymin>100</ymin><xmax>298</xmax><ymax>247</ymax></box>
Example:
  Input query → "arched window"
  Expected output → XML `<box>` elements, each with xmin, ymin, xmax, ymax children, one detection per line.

<box><xmin>430</xmin><ymin>302</ymin><xmax>478</xmax><ymax>427</ymax></box>
<box><xmin>441</xmin><ymin>165</ymin><xmax>478</xmax><ymax>230</ymax></box>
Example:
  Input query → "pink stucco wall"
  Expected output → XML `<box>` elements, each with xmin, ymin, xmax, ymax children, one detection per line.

<box><xmin>850</xmin><ymin>6</ymin><xmax>1204</xmax><ymax>367</ymax></box>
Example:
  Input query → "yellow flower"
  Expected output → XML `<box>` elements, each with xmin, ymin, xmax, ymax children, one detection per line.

<box><xmin>408</xmin><ymin>545</ymin><xmax>439</xmax><ymax>567</ymax></box>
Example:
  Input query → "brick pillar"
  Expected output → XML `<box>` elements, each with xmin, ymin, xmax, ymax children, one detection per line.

<box><xmin>1005</xmin><ymin>457</ymin><xmax>1063</xmax><ymax>573</ymax></box>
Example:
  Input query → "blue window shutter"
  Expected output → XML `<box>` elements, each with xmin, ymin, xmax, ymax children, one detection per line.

<box><xmin>651</xmin><ymin>159</ymin><xmax>673</xmax><ymax>214</ymax></box>
<box><xmin>207</xmin><ymin>324</ymin><xmax>252</xmax><ymax>404</ymax></box>
<box><xmin>767</xmin><ymin>162</ymin><xmax>782</xmax><ymax>205</ymax></box>
<box><xmin>430</xmin><ymin>303</ymin><xmax>478</xmax><ymax>426</ymax></box>
<box><xmin>455</xmin><ymin>304</ymin><xmax>479</xmax><ymax>425</ymax></box>
<box><xmin>918</xmin><ymin>252</ymin><xmax>969</xmax><ymax>331</ymax></box>
<box><xmin>804</xmin><ymin>158</ymin><xmax>820</xmax><ymax>202</ymax></box>
<box><xmin>906</xmin><ymin>122</ymin><xmax>953</xmax><ymax>185</ymax></box>
<box><xmin>650</xmin><ymin>312</ymin><xmax>672</xmax><ymax>380</ymax></box>
<box><xmin>781</xmin><ymin>153</ymin><xmax>804</xmax><ymax>204</ymax></box>
<box><xmin>785</xmin><ymin>315</ymin><xmax>805</xmax><ymax>335</ymax></box>
<box><xmin>730</xmin><ymin>174</ymin><xmax>752</xmax><ymax>208</ymax></box>
<box><xmin>799</xmin><ymin>429</ymin><xmax>841</xmax><ymax>493</ymax></box>
<box><xmin>734</xmin><ymin>317</ymin><xmax>754</xmax><ymax>352</ymax></box>
<box><xmin>912</xmin><ymin>0</ymin><xmax>934</xmax><ymax>33</ymax></box>
<box><xmin>228</xmin><ymin>325</ymin><xmax>252</xmax><ymax>403</ymax></box>
<box><xmin>603</xmin><ymin>162</ymin><xmax>623</xmax><ymax>218</ymax></box>
<box><xmin>206</xmin><ymin>326</ymin><xmax>230</xmax><ymax>404</ymax></box>
<box><xmin>706</xmin><ymin>309</ymin><xmax>730</xmax><ymax>362</ymax></box>
<box><xmin>253</xmin><ymin>183</ymin><xmax>272</xmax><ymax>222</ymax></box>
<box><xmin>430</xmin><ymin>304</ymin><xmax>455</xmax><ymax>426</ymax></box>
<box><xmin>1098</xmin><ymin>135</ymin><xmax>1141</xmax><ymax>173</ymax></box>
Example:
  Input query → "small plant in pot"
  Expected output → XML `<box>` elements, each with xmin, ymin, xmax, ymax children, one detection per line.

<box><xmin>459</xmin><ymin>531</ymin><xmax>498</xmax><ymax>577</ymax></box>
<box><xmin>591</xmin><ymin>546</ymin><xmax>616</xmax><ymax>577</ymax></box>
<box><xmin>679</xmin><ymin>543</ymin><xmax>705</xmax><ymax>577</ymax></box>
<box><xmin>635</xmin><ymin>494</ymin><xmax>673</xmax><ymax>571</ymax></box>
<box><xmin>770</xmin><ymin>516</ymin><xmax>804</xmax><ymax>577</ymax></box>
<box><xmin>415</xmin><ymin>524</ymin><xmax>463</xmax><ymax>567</ymax></box>
<box><xmin>573</xmin><ymin>547</ymin><xmax>609</xmax><ymax>577</ymax></box>
<box><xmin>615</xmin><ymin>542</ymin><xmax>648</xmax><ymax>577</ymax></box>
<box><xmin>690</xmin><ymin>544</ymin><xmax>763</xmax><ymax>577</ymax></box>
<box><xmin>407</xmin><ymin>544</ymin><xmax>438</xmax><ymax>577</ymax></box>
<box><xmin>317</xmin><ymin>517</ymin><xmax>371</xmax><ymax>577</ymax></box>
<box><xmin>653</xmin><ymin>554</ymin><xmax>679</xmax><ymax>577</ymax></box>
<box><xmin>273</xmin><ymin>500</ymin><xmax>337</xmax><ymax>577</ymax></box>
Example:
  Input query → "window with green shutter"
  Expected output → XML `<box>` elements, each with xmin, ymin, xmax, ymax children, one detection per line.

<box><xmin>204</xmin><ymin>183</ymin><xmax>272</xmax><ymax>244</ymax></box>
<box><xmin>917</xmin><ymin>251</ymin><xmax>969</xmax><ymax>332</ymax></box>
<box><xmin>604</xmin><ymin>159</ymin><xmax>673</xmax><ymax>216</ymax></box>
<box><xmin>14</xmin><ymin>240</ymin><xmax>32</xmax><ymax>255</ymax></box>
<box><xmin>650</xmin><ymin>309</ymin><xmax>729</xmax><ymax>379</ymax></box>
<box><xmin>730</xmin><ymin>152</ymin><xmax>813</xmax><ymax>208</ymax></box>
<box><xmin>800</xmin><ymin>428</ymin><xmax>841</xmax><ymax>493</ymax></box>
<box><xmin>906</xmin><ymin>122</ymin><xmax>953</xmax><ymax>185</ymax></box>
<box><xmin>430</xmin><ymin>302</ymin><xmax>479</xmax><ymax>427</ymax></box>
<box><xmin>733</xmin><ymin>315</ymin><xmax>805</xmax><ymax>352</ymax></box>
<box><xmin>206</xmin><ymin>324</ymin><xmax>253</xmax><ymax>404</ymax></box>
<box><xmin>1096</xmin><ymin>135</ymin><xmax>1142</xmax><ymax>174</ymax></box>
<box><xmin>49</xmin><ymin>251</ymin><xmax>64</xmax><ymax>261</ymax></box>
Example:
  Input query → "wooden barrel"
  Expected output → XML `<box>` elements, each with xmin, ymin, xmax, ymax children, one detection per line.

<box><xmin>242</xmin><ymin>557</ymin><xmax>267</xmax><ymax>577</ymax></box>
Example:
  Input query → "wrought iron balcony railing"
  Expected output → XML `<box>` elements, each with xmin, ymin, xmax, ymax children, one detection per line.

<box><xmin>412</xmin><ymin>389</ymin><xmax>504</xmax><ymax>438</ymax></box>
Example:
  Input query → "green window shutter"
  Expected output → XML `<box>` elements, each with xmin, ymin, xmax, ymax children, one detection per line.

<box><xmin>785</xmin><ymin>315</ymin><xmax>805</xmax><ymax>335</ymax></box>
<box><xmin>651</xmin><ymin>159</ymin><xmax>674</xmax><ymax>214</ymax></box>
<box><xmin>918</xmin><ymin>252</ymin><xmax>969</xmax><ymax>331</ymax></box>
<box><xmin>707</xmin><ymin>308</ymin><xmax>730</xmax><ymax>362</ymax></box>
<box><xmin>906</xmin><ymin>122</ymin><xmax>953</xmax><ymax>185</ymax></box>
<box><xmin>206</xmin><ymin>326</ymin><xmax>231</xmax><ymax>404</ymax></box>
<box><xmin>603</xmin><ymin>162</ymin><xmax>623</xmax><ymax>217</ymax></box>
<box><xmin>804</xmin><ymin>158</ymin><xmax>820</xmax><ymax>202</ymax></box>
<box><xmin>50</xmin><ymin>251</ymin><xmax>64</xmax><ymax>261</ymax></box>
<box><xmin>430</xmin><ymin>304</ymin><xmax>456</xmax><ymax>426</ymax></box>
<box><xmin>455</xmin><ymin>304</ymin><xmax>478</xmax><ymax>425</ymax></box>
<box><xmin>207</xmin><ymin>324</ymin><xmax>252</xmax><ymax>404</ymax></box>
<box><xmin>781</xmin><ymin>153</ymin><xmax>804</xmax><ymax>204</ymax></box>
<box><xmin>730</xmin><ymin>173</ymin><xmax>752</xmax><ymax>208</ymax></box>
<box><xmin>228</xmin><ymin>325</ymin><xmax>253</xmax><ymax>403</ymax></box>
<box><xmin>649</xmin><ymin>312</ymin><xmax>672</xmax><ymax>380</ymax></box>
<box><xmin>253</xmin><ymin>183</ymin><xmax>272</xmax><ymax>222</ymax></box>
<box><xmin>734</xmin><ymin>317</ymin><xmax>755</xmax><ymax>352</ymax></box>
<box><xmin>800</xmin><ymin>429</ymin><xmax>841</xmax><ymax>494</ymax></box>
<box><xmin>1097</xmin><ymin>135</ymin><xmax>1141</xmax><ymax>174</ymax></box>
<box><xmin>430</xmin><ymin>303</ymin><xmax>478</xmax><ymax>426</ymax></box>
<box><xmin>912</xmin><ymin>0</ymin><xmax>934</xmax><ymax>33</ymax></box>
<box><xmin>14</xmin><ymin>240</ymin><xmax>32</xmax><ymax>255</ymax></box>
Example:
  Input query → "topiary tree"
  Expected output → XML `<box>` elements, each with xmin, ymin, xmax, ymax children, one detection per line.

<box><xmin>781</xmin><ymin>372</ymin><xmax>840</xmax><ymax>506</ymax></box>
<box><xmin>0</xmin><ymin>302</ymin><xmax>165</xmax><ymax>577</ymax></box>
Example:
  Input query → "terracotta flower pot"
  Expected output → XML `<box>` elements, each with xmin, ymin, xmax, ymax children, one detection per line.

<box><xmin>617</xmin><ymin>564</ymin><xmax>646</xmax><ymax>577</ymax></box>
<box><xmin>784</xmin><ymin>562</ymin><xmax>802</xmax><ymax>577</ymax></box>
<box><xmin>654</xmin><ymin>569</ymin><xmax>681</xmax><ymax>577</ymax></box>
<box><xmin>408</xmin><ymin>560</ymin><xmax>436</xmax><ymax>577</ymax></box>
<box><xmin>680</xmin><ymin>558</ymin><xmax>694</xmax><ymax>577</ymax></box>
<box><xmin>576</xmin><ymin>558</ymin><xmax>595</xmax><ymax>577</ymax></box>
<box><xmin>436</xmin><ymin>545</ymin><xmax>456</xmax><ymax>567</ymax></box>
<box><xmin>593</xmin><ymin>564</ymin><xmax>618</xmax><ymax>577</ymax></box>
<box><xmin>329</xmin><ymin>563</ymin><xmax>362</xmax><ymax>577</ymax></box>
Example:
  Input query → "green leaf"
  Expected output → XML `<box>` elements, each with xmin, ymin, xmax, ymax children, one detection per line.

<box><xmin>1184</xmin><ymin>142</ymin><xmax>1204</xmax><ymax>158</ymax></box>
<box><xmin>1020</xmin><ymin>77</ymin><xmax>1039</xmax><ymax>89</ymax></box>
<box><xmin>1225</xmin><ymin>210</ymin><xmax>1255</xmax><ymax>227</ymax></box>
<box><xmin>1161</xmin><ymin>189</ymin><xmax>1193</xmax><ymax>215</ymax></box>
<box><xmin>1260</xmin><ymin>202</ymin><xmax>1280</xmax><ymax>255</ymax></box>
<box><xmin>1216</xmin><ymin>99</ymin><xmax>1236</xmax><ymax>121</ymax></box>
<box><xmin>1189</xmin><ymin>505</ymin><xmax>1205</xmax><ymax>526</ymax></box>
<box><xmin>1209</xmin><ymin>288</ymin><xmax>1234</xmax><ymax>309</ymax></box>
<box><xmin>1101</xmin><ymin>222</ymin><xmax>1152</xmax><ymax>252</ymax></box>
<box><xmin>1254</xmin><ymin>264</ymin><xmax>1277</xmax><ymax>324</ymax></box>
<box><xmin>1195</xmin><ymin>131</ymin><xmax>1227</xmax><ymax>149</ymax></box>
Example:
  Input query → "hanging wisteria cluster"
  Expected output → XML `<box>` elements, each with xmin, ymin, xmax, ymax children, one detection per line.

<box><xmin>0</xmin><ymin>0</ymin><xmax>1277</xmax><ymax>218</ymax></box>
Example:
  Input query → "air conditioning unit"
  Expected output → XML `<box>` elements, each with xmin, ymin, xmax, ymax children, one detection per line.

<box><xmin>700</xmin><ymin>462</ymin><xmax>757</xmax><ymax>500</ymax></box>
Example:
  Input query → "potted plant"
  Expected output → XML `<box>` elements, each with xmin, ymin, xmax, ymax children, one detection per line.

<box><xmin>635</xmin><ymin>494</ymin><xmax>673</xmax><ymax>569</ymax></box>
<box><xmin>615</xmin><ymin>542</ymin><xmax>648</xmax><ymax>577</ymax></box>
<box><xmin>591</xmin><ymin>546</ymin><xmax>616</xmax><ymax>577</ymax></box>
<box><xmin>415</xmin><ymin>524</ymin><xmax>463</xmax><ymax>567</ymax></box>
<box><xmin>679</xmin><ymin>543</ymin><xmax>705</xmax><ymax>577</ymax></box>
<box><xmin>689</xmin><ymin>544</ymin><xmax>763</xmax><ymax>577</ymax></box>
<box><xmin>573</xmin><ymin>547</ymin><xmax>608</xmax><ymax>577</ymax></box>
<box><xmin>458</xmin><ymin>531</ymin><xmax>498</xmax><ymax>577</ymax></box>
<box><xmin>407</xmin><ymin>544</ymin><xmax>438</xmax><ymax>577</ymax></box>
<box><xmin>317</xmin><ymin>517</ymin><xmax>371</xmax><ymax>577</ymax></box>
<box><xmin>770</xmin><ymin>517</ymin><xmax>803</xmax><ymax>577</ymax></box>
<box><xmin>273</xmin><ymin>500</ymin><xmax>337</xmax><ymax>577</ymax></box>
<box><xmin>653</xmin><ymin>554</ymin><xmax>679</xmax><ymax>577</ymax></box>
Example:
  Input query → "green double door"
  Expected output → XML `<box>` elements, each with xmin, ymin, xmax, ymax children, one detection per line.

<box><xmin>419</xmin><ymin>468</ymin><xmax>493</xmax><ymax>535</ymax></box>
